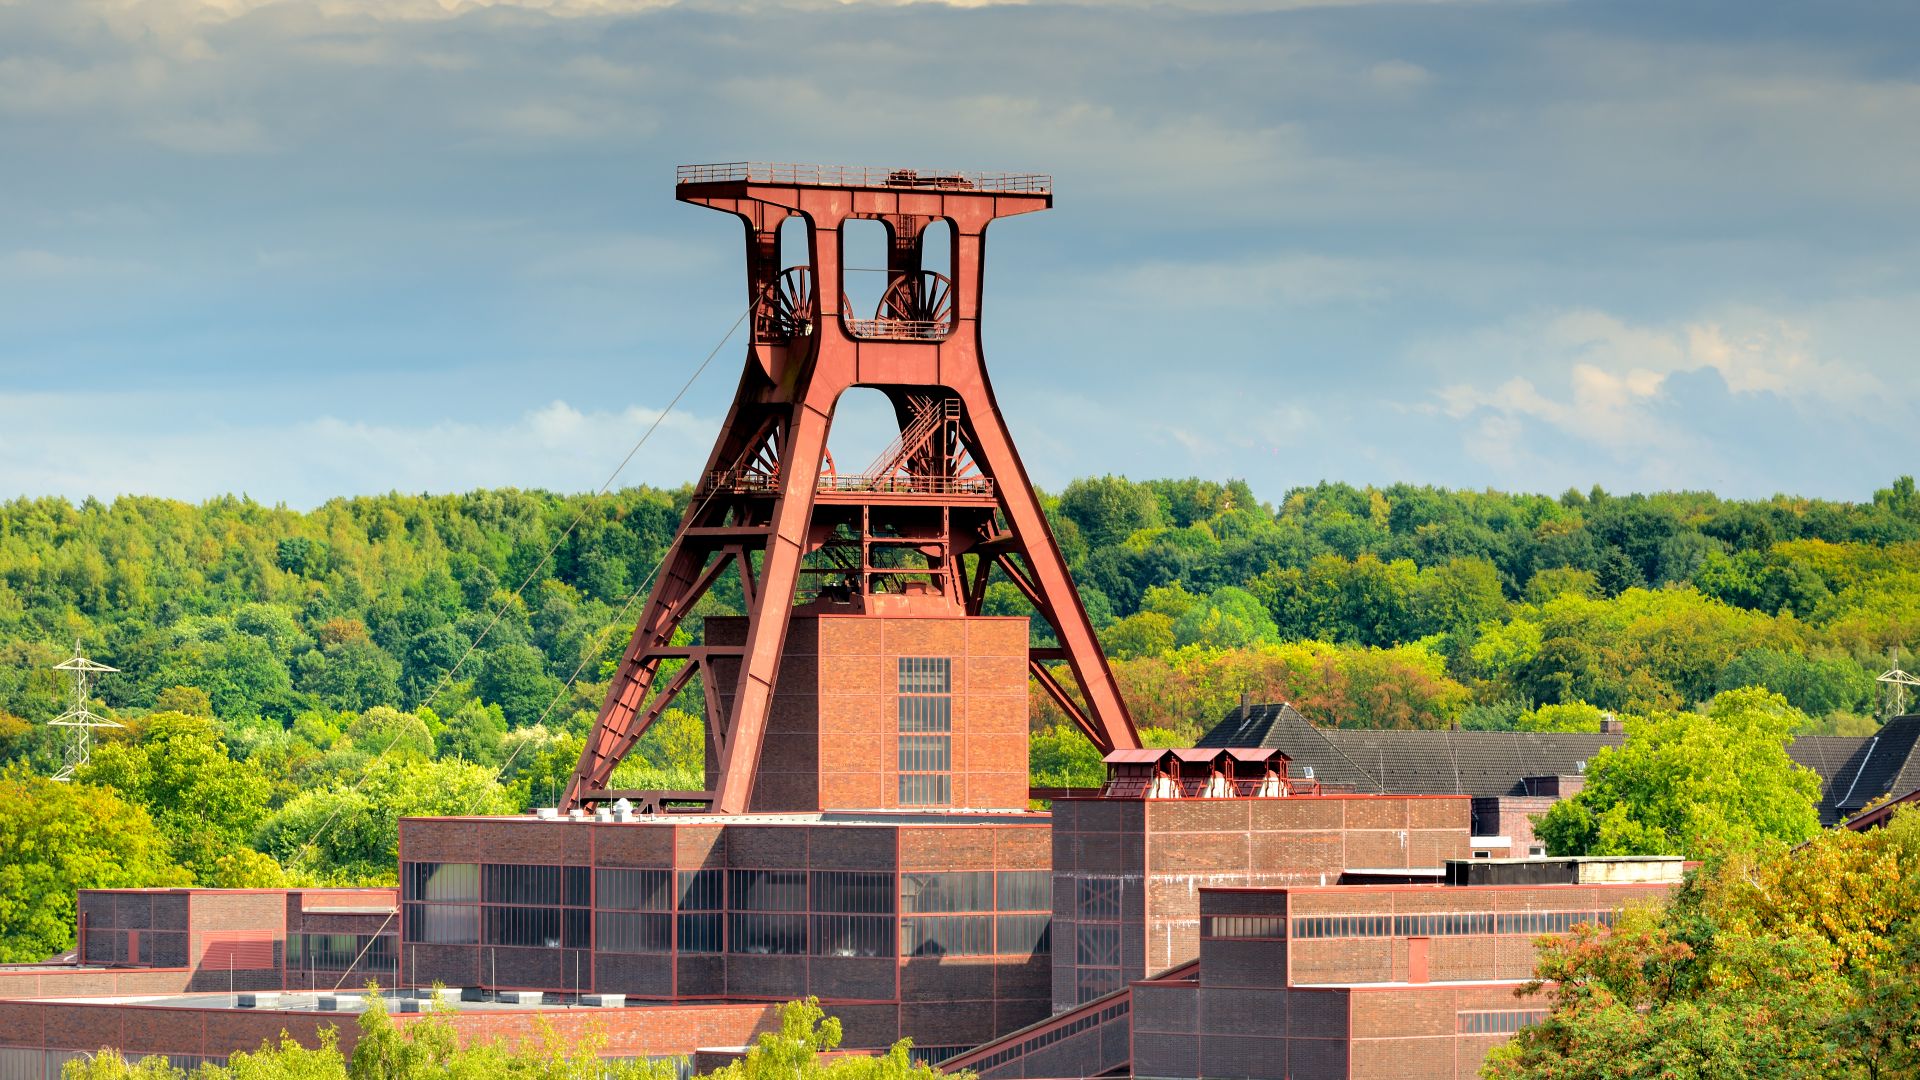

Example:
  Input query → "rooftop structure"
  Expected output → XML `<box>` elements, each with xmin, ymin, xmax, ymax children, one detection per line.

<box><xmin>945</xmin><ymin>862</ymin><xmax>1680</xmax><ymax>1080</ymax></box>
<box><xmin>1204</xmin><ymin>701</ymin><xmax>1920</xmax><ymax>828</ymax></box>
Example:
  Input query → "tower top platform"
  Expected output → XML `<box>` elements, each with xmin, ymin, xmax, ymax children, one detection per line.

<box><xmin>676</xmin><ymin>162</ymin><xmax>1051</xmax><ymax>195</ymax></box>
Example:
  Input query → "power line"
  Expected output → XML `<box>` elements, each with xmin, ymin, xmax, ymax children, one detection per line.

<box><xmin>290</xmin><ymin>303</ymin><xmax>751</xmax><ymax>877</ymax></box>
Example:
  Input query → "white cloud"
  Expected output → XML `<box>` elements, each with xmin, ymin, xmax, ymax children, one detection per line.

<box><xmin>0</xmin><ymin>395</ymin><xmax>719</xmax><ymax>507</ymax></box>
<box><xmin>1410</xmin><ymin>308</ymin><xmax>1912</xmax><ymax>490</ymax></box>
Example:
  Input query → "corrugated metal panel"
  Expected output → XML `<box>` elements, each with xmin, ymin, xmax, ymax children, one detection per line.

<box><xmin>200</xmin><ymin>933</ymin><xmax>277</xmax><ymax>970</ymax></box>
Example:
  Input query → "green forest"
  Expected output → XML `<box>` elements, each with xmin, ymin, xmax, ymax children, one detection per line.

<box><xmin>3</xmin><ymin>474</ymin><xmax>1919</xmax><ymax>961</ymax></box>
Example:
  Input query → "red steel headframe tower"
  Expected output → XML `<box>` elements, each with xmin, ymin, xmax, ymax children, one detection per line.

<box><xmin>565</xmin><ymin>163</ymin><xmax>1139</xmax><ymax>812</ymax></box>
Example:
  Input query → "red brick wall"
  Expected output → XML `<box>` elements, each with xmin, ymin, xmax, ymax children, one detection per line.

<box><xmin>709</xmin><ymin>613</ymin><xmax>1029</xmax><ymax>814</ymax></box>
<box><xmin>0</xmin><ymin>997</ymin><xmax>782</xmax><ymax>1063</ymax></box>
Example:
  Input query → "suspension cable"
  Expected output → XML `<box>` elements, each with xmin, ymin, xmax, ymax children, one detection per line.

<box><xmin>290</xmin><ymin>302</ymin><xmax>751</xmax><ymax>878</ymax></box>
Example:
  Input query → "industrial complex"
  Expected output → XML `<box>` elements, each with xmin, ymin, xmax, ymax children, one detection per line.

<box><xmin>3</xmin><ymin>164</ymin><xmax>1911</xmax><ymax>1079</ymax></box>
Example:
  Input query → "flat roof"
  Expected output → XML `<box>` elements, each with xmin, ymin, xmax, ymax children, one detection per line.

<box><xmin>19</xmin><ymin>990</ymin><xmax>691</xmax><ymax>1014</ymax></box>
<box><xmin>412</xmin><ymin>810</ymin><xmax>1050</xmax><ymax>827</ymax></box>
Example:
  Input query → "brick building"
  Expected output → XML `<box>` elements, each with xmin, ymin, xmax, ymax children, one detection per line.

<box><xmin>946</xmin><ymin>859</ymin><xmax>1681</xmax><ymax>1080</ymax></box>
<box><xmin>395</xmin><ymin>812</ymin><xmax>1053</xmax><ymax>1058</ymax></box>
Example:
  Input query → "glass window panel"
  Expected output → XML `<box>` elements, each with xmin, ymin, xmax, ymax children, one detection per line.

<box><xmin>898</xmin><ymin>657</ymin><xmax>952</xmax><ymax>694</ymax></box>
<box><xmin>1075</xmin><ymin>923</ymin><xmax>1122</xmax><ymax>967</ymax></box>
<box><xmin>729</xmin><ymin>870</ymin><xmax>807</xmax><ymax>911</ymax></box>
<box><xmin>902</xmin><ymin>915</ymin><xmax>992</xmax><ymax>957</ymax></box>
<box><xmin>596</xmin><ymin>912</ymin><xmax>672</xmax><ymax>954</ymax></box>
<box><xmin>812</xmin><ymin>915</ymin><xmax>895</xmax><ymax>957</ymax></box>
<box><xmin>679</xmin><ymin>869</ymin><xmax>723</xmax><ymax>911</ymax></box>
<box><xmin>997</xmin><ymin>914</ymin><xmax>1051</xmax><ymax>955</ymax></box>
<box><xmin>404</xmin><ymin>903</ymin><xmax>478</xmax><ymax>945</ymax></box>
<box><xmin>902</xmin><ymin>872</ymin><xmax>993</xmax><ymax>913</ymax></box>
<box><xmin>812</xmin><ymin>872</ymin><xmax>895</xmax><ymax>914</ymax></box>
<box><xmin>565</xmin><ymin>866</ymin><xmax>591</xmax><ymax>908</ymax></box>
<box><xmin>404</xmin><ymin>863</ymin><xmax>479</xmax><ymax>903</ymax></box>
<box><xmin>728</xmin><ymin>912</ymin><xmax>806</xmax><ymax>954</ymax></box>
<box><xmin>996</xmin><ymin>871</ymin><xmax>1051</xmax><ymax>912</ymax></box>
<box><xmin>678</xmin><ymin>912</ymin><xmax>723</xmax><ymax>953</ymax></box>
<box><xmin>1076</xmin><ymin>878</ymin><xmax>1122</xmax><ymax>921</ymax></box>
<box><xmin>597</xmin><ymin>869</ymin><xmax>672</xmax><ymax>912</ymax></box>
<box><xmin>483</xmin><ymin>905</ymin><xmax>563</xmax><ymax>948</ymax></box>
<box><xmin>483</xmin><ymin>864</ymin><xmax>563</xmax><ymax>906</ymax></box>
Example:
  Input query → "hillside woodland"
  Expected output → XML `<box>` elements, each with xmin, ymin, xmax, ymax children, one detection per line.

<box><xmin>2</xmin><ymin>475</ymin><xmax>1917</xmax><ymax>960</ymax></box>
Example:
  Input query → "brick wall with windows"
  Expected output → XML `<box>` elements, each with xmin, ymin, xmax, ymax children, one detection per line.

<box><xmin>704</xmin><ymin>613</ymin><xmax>1029</xmax><ymax>813</ymax></box>
<box><xmin>1049</xmin><ymin>794</ymin><xmax>1473</xmax><ymax>1012</ymax></box>
<box><xmin>396</xmin><ymin>814</ymin><xmax>1052</xmax><ymax>1048</ymax></box>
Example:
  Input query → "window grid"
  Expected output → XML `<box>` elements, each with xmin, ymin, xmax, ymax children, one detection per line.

<box><xmin>402</xmin><ymin>862</ymin><xmax>591</xmax><ymax>950</ymax></box>
<box><xmin>1072</xmin><ymin>876</ymin><xmax>1125</xmax><ymax>1003</ymax></box>
<box><xmin>898</xmin><ymin>656</ymin><xmax>953</xmax><ymax>807</ymax></box>
<box><xmin>1458</xmin><ymin>1010</ymin><xmax>1549</xmax><ymax>1035</ymax></box>
<box><xmin>1201</xmin><ymin>915</ymin><xmax>1290</xmax><ymax>940</ymax></box>
<box><xmin>1284</xmin><ymin>909</ymin><xmax>1623</xmax><ymax>940</ymax></box>
<box><xmin>286</xmin><ymin>934</ymin><xmax>395</xmax><ymax>973</ymax></box>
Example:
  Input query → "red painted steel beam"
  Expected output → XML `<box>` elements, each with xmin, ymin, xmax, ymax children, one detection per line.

<box><xmin>565</xmin><ymin>165</ymin><xmax>1139</xmax><ymax>811</ymax></box>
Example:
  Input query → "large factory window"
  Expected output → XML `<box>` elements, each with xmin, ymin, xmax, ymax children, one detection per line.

<box><xmin>730</xmin><ymin>870</ymin><xmax>807</xmax><ymax>911</ymax></box>
<box><xmin>485</xmin><ymin>906</ymin><xmax>565</xmax><ymax>948</ymax></box>
<box><xmin>597</xmin><ymin>912</ymin><xmax>672</xmax><ymax>954</ymax></box>
<box><xmin>598</xmin><ymin>869</ymin><xmax>671</xmax><ymax>912</ymax></box>
<box><xmin>996</xmin><ymin>871</ymin><xmax>1051</xmax><ymax>912</ymax></box>
<box><xmin>289</xmin><ymin>934</ymin><xmax>395</xmax><ymax>973</ymax></box>
<box><xmin>679</xmin><ymin>869</ymin><xmax>723</xmax><ymax>910</ymax></box>
<box><xmin>679</xmin><ymin>868</ymin><xmax>725</xmax><ymax>954</ymax></box>
<box><xmin>1073</xmin><ymin>877</ymin><xmax>1125</xmax><ymax>1002</ymax></box>
<box><xmin>483</xmin><ymin>864</ymin><xmax>563</xmax><ymax>906</ymax></box>
<box><xmin>404</xmin><ymin>862</ymin><xmax>478</xmax><ymax>902</ymax></box>
<box><xmin>404</xmin><ymin>902</ymin><xmax>478</xmax><ymax>945</ymax></box>
<box><xmin>997</xmin><ymin>914</ymin><xmax>1052</xmax><ymax>956</ymax></box>
<box><xmin>730</xmin><ymin>912</ymin><xmax>807</xmax><ymax>954</ymax></box>
<box><xmin>814</xmin><ymin>914</ymin><xmax>894</xmax><ymax>957</ymax></box>
<box><xmin>679</xmin><ymin>913</ymin><xmax>723</xmax><ymax>953</ymax></box>
<box><xmin>813</xmin><ymin>871</ymin><xmax>894</xmax><ymax>914</ymax></box>
<box><xmin>902</xmin><ymin>915</ymin><xmax>992</xmax><ymax>957</ymax></box>
<box><xmin>901</xmin><ymin>871</ymin><xmax>992</xmax><ymax>913</ymax></box>
<box><xmin>898</xmin><ymin>657</ymin><xmax>952</xmax><ymax>806</ymax></box>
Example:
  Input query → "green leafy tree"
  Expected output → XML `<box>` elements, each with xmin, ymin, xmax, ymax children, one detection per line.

<box><xmin>1485</xmin><ymin>808</ymin><xmax>1920</xmax><ymax>1080</ymax></box>
<box><xmin>255</xmin><ymin>759</ymin><xmax>513</xmax><ymax>885</ymax></box>
<box><xmin>1534</xmin><ymin>688</ymin><xmax>1821</xmax><ymax>858</ymax></box>
<box><xmin>699</xmin><ymin>997</ymin><xmax>967</xmax><ymax>1080</ymax></box>
<box><xmin>78</xmin><ymin>712</ymin><xmax>282</xmax><ymax>887</ymax></box>
<box><xmin>478</xmin><ymin>644</ymin><xmax>565</xmax><ymax>728</ymax></box>
<box><xmin>1057</xmin><ymin>475</ymin><xmax>1164</xmax><ymax>549</ymax></box>
<box><xmin>0</xmin><ymin>772</ymin><xmax>189</xmax><ymax>961</ymax></box>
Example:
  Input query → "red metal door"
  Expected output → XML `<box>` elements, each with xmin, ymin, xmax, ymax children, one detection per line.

<box><xmin>1408</xmin><ymin>937</ymin><xmax>1430</xmax><ymax>984</ymax></box>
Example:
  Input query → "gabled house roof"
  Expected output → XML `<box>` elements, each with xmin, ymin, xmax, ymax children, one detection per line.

<box><xmin>1198</xmin><ymin>703</ymin><xmax>1920</xmax><ymax>825</ymax></box>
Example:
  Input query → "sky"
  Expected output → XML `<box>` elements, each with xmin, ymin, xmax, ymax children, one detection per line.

<box><xmin>3</xmin><ymin>0</ymin><xmax>1918</xmax><ymax>509</ymax></box>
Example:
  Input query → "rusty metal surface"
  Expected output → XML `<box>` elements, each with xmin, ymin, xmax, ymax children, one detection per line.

<box><xmin>564</xmin><ymin>164</ymin><xmax>1137</xmax><ymax>813</ymax></box>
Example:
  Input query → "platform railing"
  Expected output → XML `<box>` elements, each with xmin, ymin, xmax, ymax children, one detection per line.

<box><xmin>677</xmin><ymin>162</ymin><xmax>1051</xmax><ymax>194</ymax></box>
<box><xmin>703</xmin><ymin>470</ymin><xmax>994</xmax><ymax>498</ymax></box>
<box><xmin>844</xmin><ymin>317</ymin><xmax>951</xmax><ymax>341</ymax></box>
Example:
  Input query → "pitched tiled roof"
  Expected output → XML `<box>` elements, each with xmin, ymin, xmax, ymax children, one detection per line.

<box><xmin>1199</xmin><ymin>703</ymin><xmax>1920</xmax><ymax>823</ymax></box>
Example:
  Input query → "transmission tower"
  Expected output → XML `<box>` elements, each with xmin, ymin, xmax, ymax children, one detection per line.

<box><xmin>1878</xmin><ymin>646</ymin><xmax>1920</xmax><ymax>719</ymax></box>
<box><xmin>49</xmin><ymin>642</ymin><xmax>121</xmax><ymax>781</ymax></box>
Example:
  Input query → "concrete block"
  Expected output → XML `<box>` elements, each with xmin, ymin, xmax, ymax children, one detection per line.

<box><xmin>236</xmin><ymin>992</ymin><xmax>280</xmax><ymax>1009</ymax></box>
<box><xmin>494</xmin><ymin>990</ymin><xmax>545</xmax><ymax>1005</ymax></box>
<box><xmin>579</xmin><ymin>994</ymin><xmax>626</xmax><ymax>1008</ymax></box>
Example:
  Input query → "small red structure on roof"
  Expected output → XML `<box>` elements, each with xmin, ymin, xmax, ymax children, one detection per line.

<box><xmin>1099</xmin><ymin>747</ymin><xmax>1310</xmax><ymax>799</ymax></box>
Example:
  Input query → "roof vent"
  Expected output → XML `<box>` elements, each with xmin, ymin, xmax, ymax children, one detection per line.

<box><xmin>1575</xmin><ymin>760</ymin><xmax>1587</xmax><ymax>774</ymax></box>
